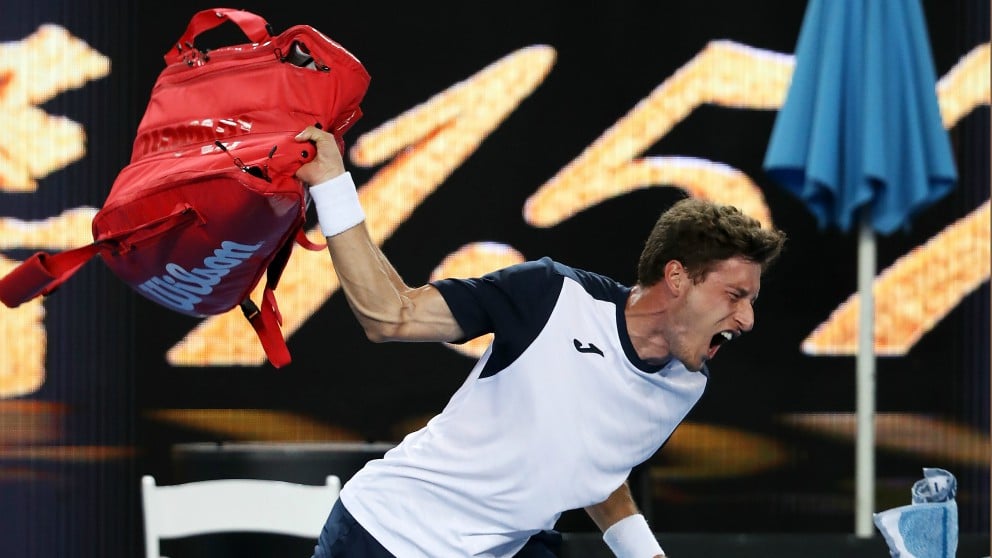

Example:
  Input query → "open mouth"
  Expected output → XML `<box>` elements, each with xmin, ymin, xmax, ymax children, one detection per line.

<box><xmin>706</xmin><ymin>331</ymin><xmax>734</xmax><ymax>359</ymax></box>
<box><xmin>711</xmin><ymin>330</ymin><xmax>733</xmax><ymax>348</ymax></box>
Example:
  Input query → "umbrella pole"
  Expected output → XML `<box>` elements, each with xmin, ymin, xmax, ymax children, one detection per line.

<box><xmin>855</xmin><ymin>212</ymin><xmax>877</xmax><ymax>537</ymax></box>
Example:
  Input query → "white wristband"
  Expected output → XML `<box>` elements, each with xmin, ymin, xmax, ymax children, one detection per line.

<box><xmin>603</xmin><ymin>514</ymin><xmax>664</xmax><ymax>558</ymax></box>
<box><xmin>308</xmin><ymin>171</ymin><xmax>365</xmax><ymax>237</ymax></box>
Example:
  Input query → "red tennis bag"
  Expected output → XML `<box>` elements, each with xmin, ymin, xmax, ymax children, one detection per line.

<box><xmin>0</xmin><ymin>8</ymin><xmax>371</xmax><ymax>367</ymax></box>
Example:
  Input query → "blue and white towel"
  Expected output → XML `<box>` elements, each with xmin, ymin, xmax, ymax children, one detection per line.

<box><xmin>873</xmin><ymin>468</ymin><xmax>958</xmax><ymax>558</ymax></box>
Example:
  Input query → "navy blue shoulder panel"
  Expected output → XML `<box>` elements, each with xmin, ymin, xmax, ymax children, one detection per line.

<box><xmin>553</xmin><ymin>261</ymin><xmax>628</xmax><ymax>306</ymax></box>
<box><xmin>432</xmin><ymin>258</ymin><xmax>576</xmax><ymax>378</ymax></box>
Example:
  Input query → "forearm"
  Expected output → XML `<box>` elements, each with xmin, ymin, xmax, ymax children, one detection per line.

<box><xmin>585</xmin><ymin>483</ymin><xmax>665</xmax><ymax>558</ymax></box>
<box><xmin>296</xmin><ymin>126</ymin><xmax>463</xmax><ymax>342</ymax></box>
<box><xmin>585</xmin><ymin>482</ymin><xmax>641</xmax><ymax>531</ymax></box>
<box><xmin>310</xmin><ymin>172</ymin><xmax>461</xmax><ymax>342</ymax></box>
<box><xmin>325</xmin><ymin>221</ymin><xmax>446</xmax><ymax>341</ymax></box>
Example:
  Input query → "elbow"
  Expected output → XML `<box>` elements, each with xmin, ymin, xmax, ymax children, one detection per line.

<box><xmin>352</xmin><ymin>290</ymin><xmax>425</xmax><ymax>343</ymax></box>
<box><xmin>361</xmin><ymin>325</ymin><xmax>391</xmax><ymax>344</ymax></box>
<box><xmin>357</xmin><ymin>317</ymin><xmax>404</xmax><ymax>343</ymax></box>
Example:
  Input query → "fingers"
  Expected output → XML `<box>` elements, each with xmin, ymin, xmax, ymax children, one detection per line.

<box><xmin>294</xmin><ymin>125</ymin><xmax>346</xmax><ymax>185</ymax></box>
<box><xmin>294</xmin><ymin>125</ymin><xmax>326</xmax><ymax>143</ymax></box>
<box><xmin>295</xmin><ymin>125</ymin><xmax>341</xmax><ymax>158</ymax></box>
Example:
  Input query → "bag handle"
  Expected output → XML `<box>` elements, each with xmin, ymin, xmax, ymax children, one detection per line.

<box><xmin>165</xmin><ymin>8</ymin><xmax>272</xmax><ymax>64</ymax></box>
<box><xmin>105</xmin><ymin>203</ymin><xmax>203</xmax><ymax>254</ymax></box>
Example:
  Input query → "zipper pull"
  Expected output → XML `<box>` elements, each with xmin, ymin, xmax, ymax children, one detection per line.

<box><xmin>214</xmin><ymin>140</ymin><xmax>247</xmax><ymax>171</ymax></box>
<box><xmin>214</xmin><ymin>141</ymin><xmax>272</xmax><ymax>181</ymax></box>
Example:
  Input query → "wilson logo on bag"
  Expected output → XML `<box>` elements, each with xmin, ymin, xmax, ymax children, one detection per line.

<box><xmin>0</xmin><ymin>8</ymin><xmax>371</xmax><ymax>368</ymax></box>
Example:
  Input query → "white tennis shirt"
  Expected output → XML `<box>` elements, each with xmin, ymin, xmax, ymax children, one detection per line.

<box><xmin>339</xmin><ymin>257</ymin><xmax>707</xmax><ymax>557</ymax></box>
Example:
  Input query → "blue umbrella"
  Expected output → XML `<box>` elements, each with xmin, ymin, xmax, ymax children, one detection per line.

<box><xmin>763</xmin><ymin>0</ymin><xmax>957</xmax><ymax>537</ymax></box>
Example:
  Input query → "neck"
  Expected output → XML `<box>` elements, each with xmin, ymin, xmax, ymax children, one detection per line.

<box><xmin>625</xmin><ymin>284</ymin><xmax>673</xmax><ymax>365</ymax></box>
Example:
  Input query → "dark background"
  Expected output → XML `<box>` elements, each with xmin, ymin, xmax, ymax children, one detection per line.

<box><xmin>0</xmin><ymin>2</ymin><xmax>988</xmax><ymax>557</ymax></box>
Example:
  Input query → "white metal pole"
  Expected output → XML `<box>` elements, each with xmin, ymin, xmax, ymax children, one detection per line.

<box><xmin>855</xmin><ymin>212</ymin><xmax>877</xmax><ymax>537</ymax></box>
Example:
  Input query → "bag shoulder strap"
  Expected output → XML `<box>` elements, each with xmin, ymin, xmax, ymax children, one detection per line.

<box><xmin>242</xmin><ymin>224</ymin><xmax>325</xmax><ymax>368</ymax></box>
<box><xmin>240</xmin><ymin>288</ymin><xmax>290</xmax><ymax>368</ymax></box>
<box><xmin>0</xmin><ymin>243</ymin><xmax>104</xmax><ymax>307</ymax></box>
<box><xmin>0</xmin><ymin>204</ymin><xmax>201</xmax><ymax>308</ymax></box>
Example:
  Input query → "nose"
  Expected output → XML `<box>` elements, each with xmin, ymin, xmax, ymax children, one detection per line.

<box><xmin>736</xmin><ymin>300</ymin><xmax>755</xmax><ymax>332</ymax></box>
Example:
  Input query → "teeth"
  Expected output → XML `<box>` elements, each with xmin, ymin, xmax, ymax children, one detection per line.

<box><xmin>720</xmin><ymin>331</ymin><xmax>732</xmax><ymax>341</ymax></box>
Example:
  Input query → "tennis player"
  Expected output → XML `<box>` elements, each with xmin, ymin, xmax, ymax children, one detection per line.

<box><xmin>295</xmin><ymin>125</ymin><xmax>786</xmax><ymax>558</ymax></box>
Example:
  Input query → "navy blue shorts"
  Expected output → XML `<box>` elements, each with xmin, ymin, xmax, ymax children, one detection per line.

<box><xmin>312</xmin><ymin>499</ymin><xmax>562</xmax><ymax>557</ymax></box>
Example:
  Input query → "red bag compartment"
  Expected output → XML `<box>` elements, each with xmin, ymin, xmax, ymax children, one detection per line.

<box><xmin>134</xmin><ymin>24</ymin><xmax>369</xmax><ymax>160</ymax></box>
<box><xmin>94</xmin><ymin>132</ymin><xmax>312</xmax><ymax>316</ymax></box>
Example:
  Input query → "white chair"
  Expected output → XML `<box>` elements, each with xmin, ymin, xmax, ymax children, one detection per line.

<box><xmin>141</xmin><ymin>474</ymin><xmax>340</xmax><ymax>558</ymax></box>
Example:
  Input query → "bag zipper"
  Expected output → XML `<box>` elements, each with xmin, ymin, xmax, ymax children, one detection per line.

<box><xmin>158</xmin><ymin>40</ymin><xmax>331</xmax><ymax>87</ymax></box>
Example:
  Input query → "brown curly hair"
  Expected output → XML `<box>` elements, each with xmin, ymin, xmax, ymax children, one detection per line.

<box><xmin>636</xmin><ymin>197</ymin><xmax>786</xmax><ymax>285</ymax></box>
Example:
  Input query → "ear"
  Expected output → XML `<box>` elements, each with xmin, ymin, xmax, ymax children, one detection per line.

<box><xmin>663</xmin><ymin>260</ymin><xmax>685</xmax><ymax>294</ymax></box>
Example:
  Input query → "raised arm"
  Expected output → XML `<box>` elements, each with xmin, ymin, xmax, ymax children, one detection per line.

<box><xmin>294</xmin><ymin>126</ymin><xmax>464</xmax><ymax>343</ymax></box>
<box><xmin>585</xmin><ymin>482</ymin><xmax>666</xmax><ymax>558</ymax></box>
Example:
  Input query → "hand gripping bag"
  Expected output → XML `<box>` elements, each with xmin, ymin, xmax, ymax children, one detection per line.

<box><xmin>0</xmin><ymin>8</ymin><xmax>371</xmax><ymax>367</ymax></box>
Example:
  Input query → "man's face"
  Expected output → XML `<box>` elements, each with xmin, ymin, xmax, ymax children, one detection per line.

<box><xmin>666</xmin><ymin>256</ymin><xmax>762</xmax><ymax>372</ymax></box>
